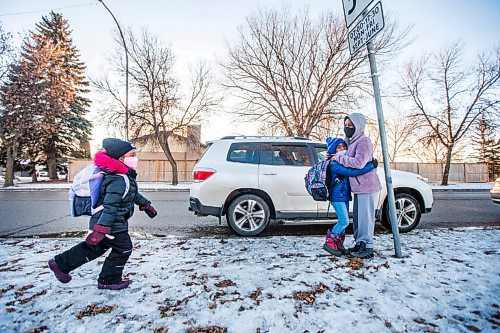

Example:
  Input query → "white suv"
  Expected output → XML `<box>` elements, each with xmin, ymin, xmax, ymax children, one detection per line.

<box><xmin>189</xmin><ymin>137</ymin><xmax>433</xmax><ymax>236</ymax></box>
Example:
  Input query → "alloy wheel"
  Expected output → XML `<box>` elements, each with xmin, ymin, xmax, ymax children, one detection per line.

<box><xmin>232</xmin><ymin>199</ymin><xmax>266</xmax><ymax>232</ymax></box>
<box><xmin>395</xmin><ymin>197</ymin><xmax>417</xmax><ymax>228</ymax></box>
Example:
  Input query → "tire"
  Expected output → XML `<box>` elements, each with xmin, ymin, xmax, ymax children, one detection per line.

<box><xmin>382</xmin><ymin>193</ymin><xmax>421</xmax><ymax>233</ymax></box>
<box><xmin>226</xmin><ymin>194</ymin><xmax>270</xmax><ymax>236</ymax></box>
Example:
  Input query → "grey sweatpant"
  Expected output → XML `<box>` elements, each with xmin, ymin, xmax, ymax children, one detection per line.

<box><xmin>353</xmin><ymin>192</ymin><xmax>379</xmax><ymax>249</ymax></box>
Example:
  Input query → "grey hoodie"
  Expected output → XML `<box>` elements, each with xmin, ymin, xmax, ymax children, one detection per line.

<box><xmin>336</xmin><ymin>112</ymin><xmax>382</xmax><ymax>193</ymax></box>
<box><xmin>345</xmin><ymin>112</ymin><xmax>366</xmax><ymax>144</ymax></box>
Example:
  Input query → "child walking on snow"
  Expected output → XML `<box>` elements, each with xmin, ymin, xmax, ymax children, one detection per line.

<box><xmin>49</xmin><ymin>138</ymin><xmax>158</xmax><ymax>290</ymax></box>
<box><xmin>322</xmin><ymin>137</ymin><xmax>377</xmax><ymax>256</ymax></box>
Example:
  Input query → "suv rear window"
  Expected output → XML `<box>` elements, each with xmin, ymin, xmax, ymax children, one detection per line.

<box><xmin>260</xmin><ymin>144</ymin><xmax>312</xmax><ymax>166</ymax></box>
<box><xmin>227</xmin><ymin>143</ymin><xmax>260</xmax><ymax>164</ymax></box>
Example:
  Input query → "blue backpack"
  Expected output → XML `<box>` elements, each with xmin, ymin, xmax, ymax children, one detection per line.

<box><xmin>304</xmin><ymin>160</ymin><xmax>331</xmax><ymax>201</ymax></box>
<box><xmin>69</xmin><ymin>165</ymin><xmax>129</xmax><ymax>217</ymax></box>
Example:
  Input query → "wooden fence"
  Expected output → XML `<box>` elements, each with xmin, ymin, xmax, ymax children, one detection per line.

<box><xmin>69</xmin><ymin>154</ymin><xmax>489</xmax><ymax>183</ymax></box>
<box><xmin>68</xmin><ymin>151</ymin><xmax>200</xmax><ymax>183</ymax></box>
<box><xmin>386</xmin><ymin>162</ymin><xmax>489</xmax><ymax>183</ymax></box>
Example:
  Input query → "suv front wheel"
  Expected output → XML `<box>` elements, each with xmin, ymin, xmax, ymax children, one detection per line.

<box><xmin>381</xmin><ymin>193</ymin><xmax>421</xmax><ymax>233</ymax></box>
<box><xmin>227</xmin><ymin>194</ymin><xmax>270</xmax><ymax>236</ymax></box>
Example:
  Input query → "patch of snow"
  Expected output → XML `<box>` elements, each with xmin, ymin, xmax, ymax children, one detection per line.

<box><xmin>0</xmin><ymin>229</ymin><xmax>499</xmax><ymax>332</ymax></box>
<box><xmin>0</xmin><ymin>182</ymin><xmax>192</xmax><ymax>191</ymax></box>
<box><xmin>430</xmin><ymin>182</ymin><xmax>493</xmax><ymax>190</ymax></box>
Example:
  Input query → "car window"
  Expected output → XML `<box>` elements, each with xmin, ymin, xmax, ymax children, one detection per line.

<box><xmin>227</xmin><ymin>143</ymin><xmax>260</xmax><ymax>164</ymax></box>
<box><xmin>260</xmin><ymin>143</ymin><xmax>274</xmax><ymax>165</ymax></box>
<box><xmin>261</xmin><ymin>144</ymin><xmax>311</xmax><ymax>166</ymax></box>
<box><xmin>314</xmin><ymin>146</ymin><xmax>328</xmax><ymax>162</ymax></box>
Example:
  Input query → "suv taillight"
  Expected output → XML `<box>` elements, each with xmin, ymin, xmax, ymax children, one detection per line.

<box><xmin>193</xmin><ymin>169</ymin><xmax>216</xmax><ymax>182</ymax></box>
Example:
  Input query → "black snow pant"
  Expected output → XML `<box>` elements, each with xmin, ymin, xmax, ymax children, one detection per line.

<box><xmin>55</xmin><ymin>231</ymin><xmax>133</xmax><ymax>285</ymax></box>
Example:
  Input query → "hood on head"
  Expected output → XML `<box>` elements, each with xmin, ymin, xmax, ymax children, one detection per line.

<box><xmin>326</xmin><ymin>137</ymin><xmax>347</xmax><ymax>155</ymax></box>
<box><xmin>345</xmin><ymin>112</ymin><xmax>366</xmax><ymax>139</ymax></box>
<box><xmin>93</xmin><ymin>151</ymin><xmax>129</xmax><ymax>174</ymax></box>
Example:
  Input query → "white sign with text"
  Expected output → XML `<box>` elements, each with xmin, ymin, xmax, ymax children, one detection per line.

<box><xmin>347</xmin><ymin>1</ymin><xmax>385</xmax><ymax>55</ymax></box>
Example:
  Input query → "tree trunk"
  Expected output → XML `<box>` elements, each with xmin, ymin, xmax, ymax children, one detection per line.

<box><xmin>159</xmin><ymin>138</ymin><xmax>178</xmax><ymax>185</ymax></box>
<box><xmin>45</xmin><ymin>138</ymin><xmax>58</xmax><ymax>180</ymax></box>
<box><xmin>4</xmin><ymin>144</ymin><xmax>16</xmax><ymax>187</ymax></box>
<box><xmin>31</xmin><ymin>161</ymin><xmax>38</xmax><ymax>183</ymax></box>
<box><xmin>441</xmin><ymin>144</ymin><xmax>454</xmax><ymax>185</ymax></box>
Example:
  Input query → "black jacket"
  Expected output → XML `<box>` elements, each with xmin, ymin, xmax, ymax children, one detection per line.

<box><xmin>89</xmin><ymin>164</ymin><xmax>150</xmax><ymax>233</ymax></box>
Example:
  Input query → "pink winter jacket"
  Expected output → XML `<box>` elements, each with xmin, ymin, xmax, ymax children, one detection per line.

<box><xmin>335</xmin><ymin>113</ymin><xmax>381</xmax><ymax>194</ymax></box>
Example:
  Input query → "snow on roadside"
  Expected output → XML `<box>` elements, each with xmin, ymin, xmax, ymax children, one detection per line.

<box><xmin>0</xmin><ymin>182</ymin><xmax>192</xmax><ymax>191</ymax></box>
<box><xmin>430</xmin><ymin>183</ymin><xmax>493</xmax><ymax>190</ymax></box>
<box><xmin>0</xmin><ymin>229</ymin><xmax>499</xmax><ymax>333</ymax></box>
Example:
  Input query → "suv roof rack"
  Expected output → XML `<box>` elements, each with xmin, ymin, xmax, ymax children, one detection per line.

<box><xmin>220</xmin><ymin>136</ymin><xmax>311</xmax><ymax>140</ymax></box>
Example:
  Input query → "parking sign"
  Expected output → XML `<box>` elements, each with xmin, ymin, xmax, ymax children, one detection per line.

<box><xmin>347</xmin><ymin>2</ymin><xmax>385</xmax><ymax>55</ymax></box>
<box><xmin>342</xmin><ymin>0</ymin><xmax>375</xmax><ymax>28</ymax></box>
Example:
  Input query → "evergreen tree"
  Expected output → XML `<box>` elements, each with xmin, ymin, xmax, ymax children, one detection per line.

<box><xmin>0</xmin><ymin>33</ymin><xmax>72</xmax><ymax>186</ymax></box>
<box><xmin>471</xmin><ymin>113</ymin><xmax>500</xmax><ymax>180</ymax></box>
<box><xmin>35</xmin><ymin>11</ymin><xmax>92</xmax><ymax>179</ymax></box>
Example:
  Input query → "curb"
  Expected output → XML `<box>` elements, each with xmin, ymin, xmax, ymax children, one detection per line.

<box><xmin>431</xmin><ymin>188</ymin><xmax>491</xmax><ymax>193</ymax></box>
<box><xmin>0</xmin><ymin>188</ymin><xmax>191</xmax><ymax>193</ymax></box>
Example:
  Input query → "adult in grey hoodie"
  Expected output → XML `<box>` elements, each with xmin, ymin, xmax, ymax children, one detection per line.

<box><xmin>333</xmin><ymin>113</ymin><xmax>381</xmax><ymax>258</ymax></box>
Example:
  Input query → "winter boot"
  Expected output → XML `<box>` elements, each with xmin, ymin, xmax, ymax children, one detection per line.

<box><xmin>323</xmin><ymin>231</ymin><xmax>343</xmax><ymax>256</ymax></box>
<box><xmin>350</xmin><ymin>242</ymin><xmax>374</xmax><ymax>259</ymax></box>
<box><xmin>98</xmin><ymin>279</ymin><xmax>132</xmax><ymax>290</ymax></box>
<box><xmin>48</xmin><ymin>259</ymin><xmax>72</xmax><ymax>283</ymax></box>
<box><xmin>336</xmin><ymin>233</ymin><xmax>348</xmax><ymax>255</ymax></box>
<box><xmin>324</xmin><ymin>230</ymin><xmax>332</xmax><ymax>243</ymax></box>
<box><xmin>348</xmin><ymin>242</ymin><xmax>361</xmax><ymax>254</ymax></box>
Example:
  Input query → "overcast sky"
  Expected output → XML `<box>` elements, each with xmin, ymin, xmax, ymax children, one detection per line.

<box><xmin>1</xmin><ymin>0</ymin><xmax>499</xmax><ymax>146</ymax></box>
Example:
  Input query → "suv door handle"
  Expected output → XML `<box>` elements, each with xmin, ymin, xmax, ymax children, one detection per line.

<box><xmin>262</xmin><ymin>173</ymin><xmax>277</xmax><ymax>176</ymax></box>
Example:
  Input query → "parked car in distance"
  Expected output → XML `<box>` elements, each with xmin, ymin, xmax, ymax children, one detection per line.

<box><xmin>189</xmin><ymin>136</ymin><xmax>434</xmax><ymax>236</ymax></box>
<box><xmin>0</xmin><ymin>175</ymin><xmax>21</xmax><ymax>185</ymax></box>
<box><xmin>491</xmin><ymin>178</ymin><xmax>500</xmax><ymax>204</ymax></box>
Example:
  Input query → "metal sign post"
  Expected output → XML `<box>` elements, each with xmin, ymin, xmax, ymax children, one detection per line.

<box><xmin>366</xmin><ymin>41</ymin><xmax>402</xmax><ymax>258</ymax></box>
<box><xmin>342</xmin><ymin>0</ymin><xmax>402</xmax><ymax>257</ymax></box>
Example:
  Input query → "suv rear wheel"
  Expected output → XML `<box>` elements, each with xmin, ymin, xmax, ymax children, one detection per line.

<box><xmin>381</xmin><ymin>193</ymin><xmax>421</xmax><ymax>233</ymax></box>
<box><xmin>227</xmin><ymin>194</ymin><xmax>270</xmax><ymax>236</ymax></box>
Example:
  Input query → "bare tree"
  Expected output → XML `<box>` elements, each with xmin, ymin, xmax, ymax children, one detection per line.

<box><xmin>411</xmin><ymin>130</ymin><xmax>467</xmax><ymax>163</ymax></box>
<box><xmin>95</xmin><ymin>29</ymin><xmax>219</xmax><ymax>185</ymax></box>
<box><xmin>222</xmin><ymin>6</ymin><xmax>411</xmax><ymax>137</ymax></box>
<box><xmin>402</xmin><ymin>42</ymin><xmax>499</xmax><ymax>184</ymax></box>
<box><xmin>309</xmin><ymin>113</ymin><xmax>346</xmax><ymax>141</ymax></box>
<box><xmin>384</xmin><ymin>109</ymin><xmax>421</xmax><ymax>162</ymax></box>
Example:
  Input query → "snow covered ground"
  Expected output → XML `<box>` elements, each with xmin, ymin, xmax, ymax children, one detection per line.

<box><xmin>1</xmin><ymin>228</ymin><xmax>499</xmax><ymax>333</ymax></box>
<box><xmin>430</xmin><ymin>183</ymin><xmax>493</xmax><ymax>191</ymax></box>
<box><xmin>0</xmin><ymin>181</ymin><xmax>192</xmax><ymax>191</ymax></box>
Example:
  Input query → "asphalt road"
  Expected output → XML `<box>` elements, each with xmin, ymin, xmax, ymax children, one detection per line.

<box><xmin>0</xmin><ymin>191</ymin><xmax>498</xmax><ymax>238</ymax></box>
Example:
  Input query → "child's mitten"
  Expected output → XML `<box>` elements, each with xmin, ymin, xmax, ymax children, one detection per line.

<box><xmin>86</xmin><ymin>224</ymin><xmax>113</xmax><ymax>245</ymax></box>
<box><xmin>140</xmin><ymin>204</ymin><xmax>157</xmax><ymax>219</ymax></box>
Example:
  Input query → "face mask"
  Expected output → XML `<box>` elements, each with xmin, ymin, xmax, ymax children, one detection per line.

<box><xmin>123</xmin><ymin>156</ymin><xmax>139</xmax><ymax>169</ymax></box>
<box><xmin>344</xmin><ymin>127</ymin><xmax>356</xmax><ymax>138</ymax></box>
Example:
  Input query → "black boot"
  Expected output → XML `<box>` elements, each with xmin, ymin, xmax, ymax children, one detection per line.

<box><xmin>350</xmin><ymin>242</ymin><xmax>374</xmax><ymax>259</ymax></box>
<box><xmin>348</xmin><ymin>242</ymin><xmax>361</xmax><ymax>254</ymax></box>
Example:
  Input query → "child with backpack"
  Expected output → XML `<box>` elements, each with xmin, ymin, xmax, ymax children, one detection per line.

<box><xmin>49</xmin><ymin>138</ymin><xmax>157</xmax><ymax>290</ymax></box>
<box><xmin>322</xmin><ymin>137</ymin><xmax>377</xmax><ymax>256</ymax></box>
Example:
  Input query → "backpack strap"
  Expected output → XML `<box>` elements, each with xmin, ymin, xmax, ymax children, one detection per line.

<box><xmin>118</xmin><ymin>173</ymin><xmax>130</xmax><ymax>199</ymax></box>
<box><xmin>91</xmin><ymin>174</ymin><xmax>130</xmax><ymax>215</ymax></box>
